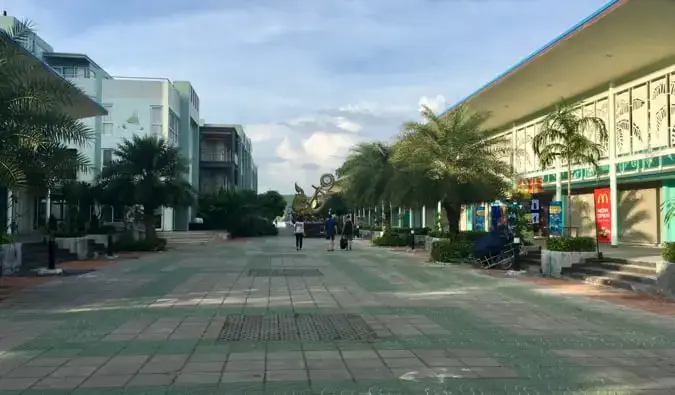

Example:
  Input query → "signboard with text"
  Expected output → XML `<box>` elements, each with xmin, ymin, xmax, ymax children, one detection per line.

<box><xmin>594</xmin><ymin>187</ymin><xmax>612</xmax><ymax>243</ymax></box>
<box><xmin>548</xmin><ymin>201</ymin><xmax>563</xmax><ymax>236</ymax></box>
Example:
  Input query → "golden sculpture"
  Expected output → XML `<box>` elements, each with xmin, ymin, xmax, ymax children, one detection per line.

<box><xmin>291</xmin><ymin>173</ymin><xmax>336</xmax><ymax>216</ymax></box>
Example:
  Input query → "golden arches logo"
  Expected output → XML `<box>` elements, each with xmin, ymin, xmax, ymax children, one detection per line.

<box><xmin>597</xmin><ymin>193</ymin><xmax>609</xmax><ymax>205</ymax></box>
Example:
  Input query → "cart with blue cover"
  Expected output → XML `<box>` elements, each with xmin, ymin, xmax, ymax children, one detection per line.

<box><xmin>471</xmin><ymin>231</ymin><xmax>518</xmax><ymax>270</ymax></box>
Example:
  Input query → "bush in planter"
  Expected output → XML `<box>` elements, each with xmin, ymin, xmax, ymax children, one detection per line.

<box><xmin>372</xmin><ymin>232</ymin><xmax>408</xmax><ymax>247</ymax></box>
<box><xmin>662</xmin><ymin>242</ymin><xmax>675</xmax><ymax>263</ymax></box>
<box><xmin>428</xmin><ymin>230</ymin><xmax>486</xmax><ymax>241</ymax></box>
<box><xmin>430</xmin><ymin>240</ymin><xmax>473</xmax><ymax>262</ymax></box>
<box><xmin>546</xmin><ymin>237</ymin><xmax>595</xmax><ymax>252</ymax></box>
<box><xmin>0</xmin><ymin>233</ymin><xmax>16</xmax><ymax>244</ymax></box>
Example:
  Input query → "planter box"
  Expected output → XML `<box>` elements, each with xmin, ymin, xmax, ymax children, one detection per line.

<box><xmin>425</xmin><ymin>236</ymin><xmax>447</xmax><ymax>261</ymax></box>
<box><xmin>0</xmin><ymin>242</ymin><xmax>22</xmax><ymax>275</ymax></box>
<box><xmin>654</xmin><ymin>261</ymin><xmax>675</xmax><ymax>297</ymax></box>
<box><xmin>541</xmin><ymin>249</ymin><xmax>596</xmax><ymax>277</ymax></box>
<box><xmin>86</xmin><ymin>234</ymin><xmax>120</xmax><ymax>247</ymax></box>
<box><xmin>55</xmin><ymin>237</ymin><xmax>88</xmax><ymax>260</ymax></box>
<box><xmin>360</xmin><ymin>230</ymin><xmax>373</xmax><ymax>240</ymax></box>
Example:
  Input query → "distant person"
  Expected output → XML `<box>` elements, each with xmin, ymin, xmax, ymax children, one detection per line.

<box><xmin>325</xmin><ymin>215</ymin><xmax>337</xmax><ymax>251</ymax></box>
<box><xmin>293</xmin><ymin>216</ymin><xmax>305</xmax><ymax>251</ymax></box>
<box><xmin>342</xmin><ymin>215</ymin><xmax>354</xmax><ymax>250</ymax></box>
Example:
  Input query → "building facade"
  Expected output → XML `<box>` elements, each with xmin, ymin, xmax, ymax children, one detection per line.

<box><xmin>1</xmin><ymin>15</ymin><xmax>108</xmax><ymax>234</ymax></box>
<box><xmin>443</xmin><ymin>0</ymin><xmax>675</xmax><ymax>246</ymax></box>
<box><xmin>199</xmin><ymin>124</ymin><xmax>258</xmax><ymax>194</ymax></box>
<box><xmin>42</xmin><ymin>52</ymin><xmax>202</xmax><ymax>231</ymax></box>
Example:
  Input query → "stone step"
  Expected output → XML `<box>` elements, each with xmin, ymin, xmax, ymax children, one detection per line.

<box><xmin>569</xmin><ymin>264</ymin><xmax>656</xmax><ymax>285</ymax></box>
<box><xmin>566</xmin><ymin>271</ymin><xmax>657</xmax><ymax>294</ymax></box>
<box><xmin>585</xmin><ymin>257</ymin><xmax>657</xmax><ymax>269</ymax></box>
<box><xmin>580</xmin><ymin>261</ymin><xmax>657</xmax><ymax>277</ymax></box>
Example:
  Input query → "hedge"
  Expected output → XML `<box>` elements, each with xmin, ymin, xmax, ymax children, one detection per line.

<box><xmin>428</xmin><ymin>230</ymin><xmax>487</xmax><ymax>242</ymax></box>
<box><xmin>430</xmin><ymin>239</ymin><xmax>473</xmax><ymax>263</ymax></box>
<box><xmin>372</xmin><ymin>232</ymin><xmax>408</xmax><ymax>247</ymax></box>
<box><xmin>546</xmin><ymin>237</ymin><xmax>596</xmax><ymax>252</ymax></box>
<box><xmin>662</xmin><ymin>242</ymin><xmax>675</xmax><ymax>263</ymax></box>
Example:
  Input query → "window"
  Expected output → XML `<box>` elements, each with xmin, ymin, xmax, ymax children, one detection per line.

<box><xmin>102</xmin><ymin>149</ymin><xmax>113</xmax><ymax>170</ymax></box>
<box><xmin>103</xmin><ymin>123</ymin><xmax>113</xmax><ymax>135</ymax></box>
<box><xmin>62</xmin><ymin>67</ymin><xmax>75</xmax><ymax>78</ymax></box>
<box><xmin>102</xmin><ymin>104</ymin><xmax>112</xmax><ymax>122</ymax></box>
<box><xmin>151</xmin><ymin>105</ymin><xmax>163</xmax><ymax>137</ymax></box>
<box><xmin>169</xmin><ymin>111</ymin><xmax>179</xmax><ymax>144</ymax></box>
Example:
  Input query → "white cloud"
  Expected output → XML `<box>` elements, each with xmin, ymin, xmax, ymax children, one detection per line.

<box><xmin>419</xmin><ymin>95</ymin><xmax>447</xmax><ymax>115</ymax></box>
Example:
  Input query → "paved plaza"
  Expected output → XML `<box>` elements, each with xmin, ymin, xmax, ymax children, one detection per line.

<box><xmin>1</xmin><ymin>237</ymin><xmax>675</xmax><ymax>394</ymax></box>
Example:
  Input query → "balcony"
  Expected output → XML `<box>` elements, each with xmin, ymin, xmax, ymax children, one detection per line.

<box><xmin>200</xmin><ymin>150</ymin><xmax>237</xmax><ymax>168</ymax></box>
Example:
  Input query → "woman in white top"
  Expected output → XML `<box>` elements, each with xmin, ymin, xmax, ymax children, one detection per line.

<box><xmin>293</xmin><ymin>216</ymin><xmax>305</xmax><ymax>250</ymax></box>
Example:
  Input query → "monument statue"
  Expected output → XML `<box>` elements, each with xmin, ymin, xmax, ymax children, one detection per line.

<box><xmin>291</xmin><ymin>173</ymin><xmax>336</xmax><ymax>217</ymax></box>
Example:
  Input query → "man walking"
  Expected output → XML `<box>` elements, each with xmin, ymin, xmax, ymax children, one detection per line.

<box><xmin>342</xmin><ymin>215</ymin><xmax>354</xmax><ymax>250</ymax></box>
<box><xmin>325</xmin><ymin>215</ymin><xmax>337</xmax><ymax>251</ymax></box>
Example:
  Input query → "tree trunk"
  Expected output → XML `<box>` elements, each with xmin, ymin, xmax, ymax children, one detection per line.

<box><xmin>442</xmin><ymin>200</ymin><xmax>460</xmax><ymax>236</ymax></box>
<box><xmin>567</xmin><ymin>162</ymin><xmax>572</xmax><ymax>237</ymax></box>
<box><xmin>143</xmin><ymin>206</ymin><xmax>157</xmax><ymax>241</ymax></box>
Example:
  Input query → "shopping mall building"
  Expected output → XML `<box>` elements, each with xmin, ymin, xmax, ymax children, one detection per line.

<box><xmin>446</xmin><ymin>0</ymin><xmax>675</xmax><ymax>246</ymax></box>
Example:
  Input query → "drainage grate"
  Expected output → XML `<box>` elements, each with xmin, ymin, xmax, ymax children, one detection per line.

<box><xmin>218</xmin><ymin>313</ymin><xmax>378</xmax><ymax>342</ymax></box>
<box><xmin>247</xmin><ymin>269</ymin><xmax>322</xmax><ymax>277</ymax></box>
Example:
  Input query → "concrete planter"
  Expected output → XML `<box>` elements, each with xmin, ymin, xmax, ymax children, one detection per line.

<box><xmin>654</xmin><ymin>261</ymin><xmax>675</xmax><ymax>297</ymax></box>
<box><xmin>0</xmin><ymin>242</ymin><xmax>22</xmax><ymax>275</ymax></box>
<box><xmin>55</xmin><ymin>237</ymin><xmax>88</xmax><ymax>260</ymax></box>
<box><xmin>425</xmin><ymin>236</ymin><xmax>448</xmax><ymax>261</ymax></box>
<box><xmin>541</xmin><ymin>249</ymin><xmax>596</xmax><ymax>277</ymax></box>
<box><xmin>86</xmin><ymin>234</ymin><xmax>120</xmax><ymax>247</ymax></box>
<box><xmin>216</xmin><ymin>232</ymin><xmax>231</xmax><ymax>240</ymax></box>
<box><xmin>360</xmin><ymin>230</ymin><xmax>373</xmax><ymax>240</ymax></box>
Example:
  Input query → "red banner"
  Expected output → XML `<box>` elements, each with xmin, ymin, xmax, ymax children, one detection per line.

<box><xmin>594</xmin><ymin>187</ymin><xmax>611</xmax><ymax>243</ymax></box>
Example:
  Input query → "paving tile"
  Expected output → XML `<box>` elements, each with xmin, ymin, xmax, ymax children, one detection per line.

<box><xmin>174</xmin><ymin>372</ymin><xmax>221</xmax><ymax>384</ymax></box>
<box><xmin>79</xmin><ymin>374</ymin><xmax>132</xmax><ymax>387</ymax></box>
<box><xmin>224</xmin><ymin>360</ymin><xmax>265</xmax><ymax>372</ymax></box>
<box><xmin>0</xmin><ymin>377</ymin><xmax>39</xmax><ymax>391</ymax></box>
<box><xmin>266</xmin><ymin>359</ymin><xmax>306</xmax><ymax>370</ymax></box>
<box><xmin>264</xmin><ymin>370</ymin><xmax>308</xmax><ymax>382</ymax></box>
<box><xmin>33</xmin><ymin>376</ymin><xmax>86</xmax><ymax>390</ymax></box>
<box><xmin>308</xmin><ymin>369</ymin><xmax>353</xmax><ymax>381</ymax></box>
<box><xmin>127</xmin><ymin>373</ymin><xmax>175</xmax><ymax>386</ymax></box>
<box><xmin>181</xmin><ymin>361</ymin><xmax>225</xmax><ymax>373</ymax></box>
<box><xmin>5</xmin><ymin>366</ymin><xmax>56</xmax><ymax>378</ymax></box>
<box><xmin>220</xmin><ymin>371</ymin><xmax>264</xmax><ymax>383</ymax></box>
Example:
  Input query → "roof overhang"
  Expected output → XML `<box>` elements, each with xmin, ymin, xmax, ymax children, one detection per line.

<box><xmin>442</xmin><ymin>0</ymin><xmax>675</xmax><ymax>131</ymax></box>
<box><xmin>1</xmin><ymin>36</ymin><xmax>107</xmax><ymax>120</ymax></box>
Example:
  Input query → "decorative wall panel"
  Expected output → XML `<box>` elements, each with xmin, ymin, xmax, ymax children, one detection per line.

<box><xmin>615</xmin><ymin>90</ymin><xmax>631</xmax><ymax>156</ymax></box>
<box><xmin>515</xmin><ymin>128</ymin><xmax>526</xmax><ymax>173</ymax></box>
<box><xmin>650</xmin><ymin>77</ymin><xmax>669</xmax><ymax>149</ymax></box>
<box><xmin>525</xmin><ymin>125</ymin><xmax>536</xmax><ymax>172</ymax></box>
<box><xmin>596</xmin><ymin>98</ymin><xmax>609</xmax><ymax>157</ymax></box>
<box><xmin>631</xmin><ymin>84</ymin><xmax>648</xmax><ymax>152</ymax></box>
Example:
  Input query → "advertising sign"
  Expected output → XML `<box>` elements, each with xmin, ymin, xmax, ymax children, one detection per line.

<box><xmin>491</xmin><ymin>205</ymin><xmax>502</xmax><ymax>230</ymax></box>
<box><xmin>594</xmin><ymin>187</ymin><xmax>612</xmax><ymax>243</ymax></box>
<box><xmin>475</xmin><ymin>206</ymin><xmax>485</xmax><ymax>231</ymax></box>
<box><xmin>548</xmin><ymin>201</ymin><xmax>563</xmax><ymax>236</ymax></box>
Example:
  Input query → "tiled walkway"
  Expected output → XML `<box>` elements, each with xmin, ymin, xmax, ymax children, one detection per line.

<box><xmin>1</xmin><ymin>238</ymin><xmax>675</xmax><ymax>394</ymax></box>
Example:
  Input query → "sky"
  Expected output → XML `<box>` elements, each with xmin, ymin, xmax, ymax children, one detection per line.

<box><xmin>2</xmin><ymin>0</ymin><xmax>611</xmax><ymax>194</ymax></box>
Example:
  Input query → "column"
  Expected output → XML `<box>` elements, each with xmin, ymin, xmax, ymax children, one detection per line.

<box><xmin>45</xmin><ymin>189</ymin><xmax>51</xmax><ymax>225</ymax></box>
<box><xmin>436</xmin><ymin>200</ymin><xmax>442</xmax><ymax>230</ymax></box>
<box><xmin>6</xmin><ymin>189</ymin><xmax>12</xmax><ymax>233</ymax></box>
<box><xmin>608</xmin><ymin>83</ymin><xmax>619</xmax><ymax>246</ymax></box>
<box><xmin>368</xmin><ymin>208</ymin><xmax>371</xmax><ymax>225</ymax></box>
<box><xmin>408</xmin><ymin>208</ymin><xmax>413</xmax><ymax>228</ymax></box>
<box><xmin>421</xmin><ymin>205</ymin><xmax>426</xmax><ymax>228</ymax></box>
<box><xmin>397</xmin><ymin>207</ymin><xmax>402</xmax><ymax>227</ymax></box>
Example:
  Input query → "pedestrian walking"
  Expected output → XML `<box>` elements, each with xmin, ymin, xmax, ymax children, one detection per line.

<box><xmin>342</xmin><ymin>215</ymin><xmax>354</xmax><ymax>250</ymax></box>
<box><xmin>293</xmin><ymin>216</ymin><xmax>305</xmax><ymax>250</ymax></box>
<box><xmin>325</xmin><ymin>215</ymin><xmax>337</xmax><ymax>251</ymax></box>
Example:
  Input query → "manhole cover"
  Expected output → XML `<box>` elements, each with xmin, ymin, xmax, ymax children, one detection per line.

<box><xmin>247</xmin><ymin>269</ymin><xmax>322</xmax><ymax>277</ymax></box>
<box><xmin>218</xmin><ymin>313</ymin><xmax>377</xmax><ymax>342</ymax></box>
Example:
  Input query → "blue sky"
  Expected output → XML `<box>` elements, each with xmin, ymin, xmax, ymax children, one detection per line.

<box><xmin>3</xmin><ymin>0</ymin><xmax>610</xmax><ymax>193</ymax></box>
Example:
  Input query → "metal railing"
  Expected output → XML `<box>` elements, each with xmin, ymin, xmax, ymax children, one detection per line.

<box><xmin>200</xmin><ymin>150</ymin><xmax>233</xmax><ymax>162</ymax></box>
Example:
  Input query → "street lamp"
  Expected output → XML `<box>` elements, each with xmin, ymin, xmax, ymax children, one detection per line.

<box><xmin>410</xmin><ymin>228</ymin><xmax>415</xmax><ymax>250</ymax></box>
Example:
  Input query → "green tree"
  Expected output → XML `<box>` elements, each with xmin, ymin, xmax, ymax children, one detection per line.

<box><xmin>97</xmin><ymin>135</ymin><xmax>194</xmax><ymax>241</ymax></box>
<box><xmin>319</xmin><ymin>192</ymin><xmax>349</xmax><ymax>217</ymax></box>
<box><xmin>531</xmin><ymin>100</ymin><xmax>608</xmax><ymax>231</ymax></box>
<box><xmin>0</xmin><ymin>20</ymin><xmax>93</xmax><ymax>191</ymax></box>
<box><xmin>337</xmin><ymin>142</ymin><xmax>396</xmax><ymax>229</ymax></box>
<box><xmin>256</xmin><ymin>190</ymin><xmax>287</xmax><ymax>221</ymax></box>
<box><xmin>392</xmin><ymin>105</ymin><xmax>511</xmax><ymax>235</ymax></box>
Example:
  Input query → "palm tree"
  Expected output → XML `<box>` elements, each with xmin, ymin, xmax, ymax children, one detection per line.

<box><xmin>337</xmin><ymin>142</ymin><xmax>396</xmax><ymax>229</ymax></box>
<box><xmin>0</xmin><ymin>19</ymin><xmax>93</xmax><ymax>191</ymax></box>
<box><xmin>531</xmin><ymin>100</ymin><xmax>608</xmax><ymax>232</ymax></box>
<box><xmin>392</xmin><ymin>105</ymin><xmax>511</xmax><ymax>235</ymax></box>
<box><xmin>97</xmin><ymin>135</ymin><xmax>194</xmax><ymax>241</ymax></box>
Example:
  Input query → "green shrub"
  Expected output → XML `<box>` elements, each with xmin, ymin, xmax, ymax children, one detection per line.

<box><xmin>430</xmin><ymin>240</ymin><xmax>473</xmax><ymax>262</ymax></box>
<box><xmin>390</xmin><ymin>227</ymin><xmax>430</xmax><ymax>236</ymax></box>
<box><xmin>114</xmin><ymin>237</ymin><xmax>167</xmax><ymax>252</ymax></box>
<box><xmin>231</xmin><ymin>216</ymin><xmax>278</xmax><ymax>238</ymax></box>
<box><xmin>428</xmin><ymin>230</ymin><xmax>487</xmax><ymax>241</ymax></box>
<box><xmin>372</xmin><ymin>232</ymin><xmax>408</xmax><ymax>247</ymax></box>
<box><xmin>546</xmin><ymin>237</ymin><xmax>595</xmax><ymax>252</ymax></box>
<box><xmin>88</xmin><ymin>225</ymin><xmax>117</xmax><ymax>235</ymax></box>
<box><xmin>662</xmin><ymin>242</ymin><xmax>675</xmax><ymax>263</ymax></box>
<box><xmin>0</xmin><ymin>233</ymin><xmax>16</xmax><ymax>244</ymax></box>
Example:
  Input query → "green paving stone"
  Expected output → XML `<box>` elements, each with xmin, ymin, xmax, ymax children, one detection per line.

<box><xmin>264</xmin><ymin>342</ymin><xmax>303</xmax><ymax>351</ymax></box>
<box><xmin>37</xmin><ymin>348</ymin><xmax>82</xmax><ymax>358</ymax></box>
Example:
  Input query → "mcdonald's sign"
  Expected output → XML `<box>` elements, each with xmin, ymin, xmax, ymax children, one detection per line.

<box><xmin>593</xmin><ymin>187</ymin><xmax>611</xmax><ymax>243</ymax></box>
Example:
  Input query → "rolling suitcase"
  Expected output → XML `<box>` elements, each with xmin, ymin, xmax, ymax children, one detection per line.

<box><xmin>339</xmin><ymin>236</ymin><xmax>348</xmax><ymax>250</ymax></box>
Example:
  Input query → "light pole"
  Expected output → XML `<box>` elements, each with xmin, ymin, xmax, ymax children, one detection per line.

<box><xmin>410</xmin><ymin>228</ymin><xmax>415</xmax><ymax>250</ymax></box>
